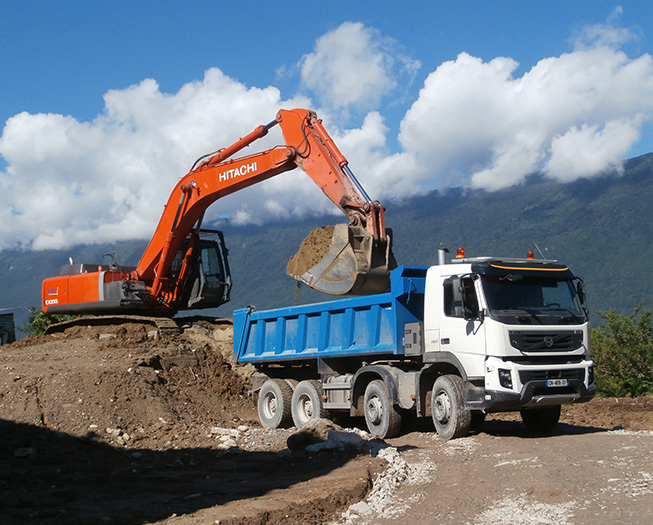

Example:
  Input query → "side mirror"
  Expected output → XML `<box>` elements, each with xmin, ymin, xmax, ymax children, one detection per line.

<box><xmin>457</xmin><ymin>277</ymin><xmax>480</xmax><ymax>321</ymax></box>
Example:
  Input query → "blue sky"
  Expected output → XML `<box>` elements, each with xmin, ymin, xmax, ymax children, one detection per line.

<box><xmin>1</xmin><ymin>1</ymin><xmax>652</xmax><ymax>250</ymax></box>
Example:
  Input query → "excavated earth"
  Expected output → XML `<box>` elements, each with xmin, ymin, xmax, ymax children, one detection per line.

<box><xmin>286</xmin><ymin>225</ymin><xmax>335</xmax><ymax>277</ymax></box>
<box><xmin>1</xmin><ymin>318</ymin><xmax>652</xmax><ymax>524</ymax></box>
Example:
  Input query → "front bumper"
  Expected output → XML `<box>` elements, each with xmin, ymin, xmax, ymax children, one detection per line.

<box><xmin>466</xmin><ymin>356</ymin><xmax>596</xmax><ymax>412</ymax></box>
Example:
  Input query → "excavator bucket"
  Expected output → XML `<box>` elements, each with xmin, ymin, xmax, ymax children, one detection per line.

<box><xmin>286</xmin><ymin>224</ymin><xmax>397</xmax><ymax>295</ymax></box>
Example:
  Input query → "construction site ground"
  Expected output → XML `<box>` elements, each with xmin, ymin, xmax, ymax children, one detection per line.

<box><xmin>1</xmin><ymin>318</ymin><xmax>652</xmax><ymax>524</ymax></box>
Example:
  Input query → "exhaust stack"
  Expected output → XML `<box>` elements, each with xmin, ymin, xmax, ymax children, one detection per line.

<box><xmin>438</xmin><ymin>245</ymin><xmax>449</xmax><ymax>266</ymax></box>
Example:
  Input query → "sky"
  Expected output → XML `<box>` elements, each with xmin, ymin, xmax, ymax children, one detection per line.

<box><xmin>1</xmin><ymin>0</ymin><xmax>652</xmax><ymax>251</ymax></box>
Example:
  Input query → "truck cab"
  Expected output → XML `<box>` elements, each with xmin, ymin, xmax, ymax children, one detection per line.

<box><xmin>423</xmin><ymin>253</ymin><xmax>594</xmax><ymax>427</ymax></box>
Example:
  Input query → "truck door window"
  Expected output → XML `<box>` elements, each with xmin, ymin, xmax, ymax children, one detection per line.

<box><xmin>444</xmin><ymin>277</ymin><xmax>479</xmax><ymax>319</ymax></box>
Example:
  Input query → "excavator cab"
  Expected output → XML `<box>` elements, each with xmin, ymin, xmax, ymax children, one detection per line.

<box><xmin>171</xmin><ymin>229</ymin><xmax>232</xmax><ymax>310</ymax></box>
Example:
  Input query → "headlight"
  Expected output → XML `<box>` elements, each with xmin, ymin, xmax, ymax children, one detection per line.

<box><xmin>498</xmin><ymin>368</ymin><xmax>513</xmax><ymax>389</ymax></box>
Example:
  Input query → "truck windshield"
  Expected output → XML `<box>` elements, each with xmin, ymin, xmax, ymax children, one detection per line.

<box><xmin>481</xmin><ymin>275</ymin><xmax>586</xmax><ymax>325</ymax></box>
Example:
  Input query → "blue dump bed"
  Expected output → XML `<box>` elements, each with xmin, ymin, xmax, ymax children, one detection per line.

<box><xmin>233</xmin><ymin>266</ymin><xmax>428</xmax><ymax>364</ymax></box>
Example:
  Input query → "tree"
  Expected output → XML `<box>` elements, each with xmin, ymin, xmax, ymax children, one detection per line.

<box><xmin>20</xmin><ymin>307</ymin><xmax>76</xmax><ymax>336</ymax></box>
<box><xmin>590</xmin><ymin>303</ymin><xmax>653</xmax><ymax>397</ymax></box>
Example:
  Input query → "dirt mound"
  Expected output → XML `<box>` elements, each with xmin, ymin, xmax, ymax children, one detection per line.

<box><xmin>286</xmin><ymin>225</ymin><xmax>335</xmax><ymax>276</ymax></box>
<box><xmin>0</xmin><ymin>318</ymin><xmax>385</xmax><ymax>524</ymax></box>
<box><xmin>1</xmin><ymin>320</ymin><xmax>254</xmax><ymax>449</ymax></box>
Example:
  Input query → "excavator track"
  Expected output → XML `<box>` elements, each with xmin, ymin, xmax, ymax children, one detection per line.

<box><xmin>45</xmin><ymin>315</ymin><xmax>181</xmax><ymax>336</ymax></box>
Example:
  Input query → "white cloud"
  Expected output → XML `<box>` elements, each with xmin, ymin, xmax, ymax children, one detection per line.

<box><xmin>299</xmin><ymin>22</ymin><xmax>420</xmax><ymax>113</ymax></box>
<box><xmin>571</xmin><ymin>6</ymin><xmax>635</xmax><ymax>50</ymax></box>
<box><xmin>545</xmin><ymin>120</ymin><xmax>640</xmax><ymax>181</ymax></box>
<box><xmin>399</xmin><ymin>40</ymin><xmax>653</xmax><ymax>191</ymax></box>
<box><xmin>0</xmin><ymin>69</ymin><xmax>314</xmax><ymax>250</ymax></box>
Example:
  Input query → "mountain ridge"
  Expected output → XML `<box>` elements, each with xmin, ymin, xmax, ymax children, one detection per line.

<box><xmin>1</xmin><ymin>153</ymin><xmax>651</xmax><ymax>334</ymax></box>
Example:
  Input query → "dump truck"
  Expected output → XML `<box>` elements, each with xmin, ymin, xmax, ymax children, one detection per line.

<box><xmin>234</xmin><ymin>248</ymin><xmax>595</xmax><ymax>439</ymax></box>
<box><xmin>42</xmin><ymin>108</ymin><xmax>395</xmax><ymax>317</ymax></box>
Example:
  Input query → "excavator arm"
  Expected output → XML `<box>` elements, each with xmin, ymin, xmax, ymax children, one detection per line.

<box><xmin>42</xmin><ymin>108</ymin><xmax>395</xmax><ymax>316</ymax></box>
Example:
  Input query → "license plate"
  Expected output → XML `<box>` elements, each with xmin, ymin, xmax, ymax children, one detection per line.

<box><xmin>546</xmin><ymin>378</ymin><xmax>568</xmax><ymax>387</ymax></box>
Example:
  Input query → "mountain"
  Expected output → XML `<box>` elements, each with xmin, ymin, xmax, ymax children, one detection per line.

<box><xmin>1</xmin><ymin>153</ymin><xmax>651</xmax><ymax>335</ymax></box>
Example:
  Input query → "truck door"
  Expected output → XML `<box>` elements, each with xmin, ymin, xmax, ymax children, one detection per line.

<box><xmin>438</xmin><ymin>275</ymin><xmax>486</xmax><ymax>377</ymax></box>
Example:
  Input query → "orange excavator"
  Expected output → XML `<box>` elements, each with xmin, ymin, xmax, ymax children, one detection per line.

<box><xmin>41</xmin><ymin>108</ymin><xmax>396</xmax><ymax>316</ymax></box>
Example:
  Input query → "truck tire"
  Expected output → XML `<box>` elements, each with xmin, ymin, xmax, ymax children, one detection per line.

<box><xmin>284</xmin><ymin>378</ymin><xmax>299</xmax><ymax>391</ymax></box>
<box><xmin>520</xmin><ymin>405</ymin><xmax>561</xmax><ymax>434</ymax></box>
<box><xmin>291</xmin><ymin>380</ymin><xmax>326</xmax><ymax>428</ymax></box>
<box><xmin>258</xmin><ymin>379</ymin><xmax>293</xmax><ymax>429</ymax></box>
<box><xmin>364</xmin><ymin>380</ymin><xmax>402</xmax><ymax>438</ymax></box>
<box><xmin>431</xmin><ymin>375</ymin><xmax>471</xmax><ymax>440</ymax></box>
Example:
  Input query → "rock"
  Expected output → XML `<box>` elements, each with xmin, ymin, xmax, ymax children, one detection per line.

<box><xmin>349</xmin><ymin>501</ymin><xmax>374</xmax><ymax>516</ymax></box>
<box><xmin>287</xmin><ymin>418</ymin><xmax>366</xmax><ymax>452</ymax></box>
<box><xmin>210</xmin><ymin>427</ymin><xmax>240</xmax><ymax>437</ymax></box>
<box><xmin>306</xmin><ymin>430</ymin><xmax>367</xmax><ymax>453</ymax></box>
<box><xmin>212</xmin><ymin>328</ymin><xmax>232</xmax><ymax>342</ymax></box>
<box><xmin>187</xmin><ymin>324</ymin><xmax>210</xmax><ymax>336</ymax></box>
<box><xmin>217</xmin><ymin>438</ymin><xmax>238</xmax><ymax>450</ymax></box>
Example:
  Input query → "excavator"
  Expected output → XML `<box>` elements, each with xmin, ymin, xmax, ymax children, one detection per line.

<box><xmin>41</xmin><ymin>108</ymin><xmax>396</xmax><ymax>317</ymax></box>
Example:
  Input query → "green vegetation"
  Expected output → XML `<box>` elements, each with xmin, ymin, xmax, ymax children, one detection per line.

<box><xmin>590</xmin><ymin>303</ymin><xmax>653</xmax><ymax>397</ymax></box>
<box><xmin>19</xmin><ymin>307</ymin><xmax>77</xmax><ymax>336</ymax></box>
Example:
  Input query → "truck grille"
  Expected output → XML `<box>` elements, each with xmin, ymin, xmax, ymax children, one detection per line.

<box><xmin>519</xmin><ymin>368</ymin><xmax>585</xmax><ymax>383</ymax></box>
<box><xmin>509</xmin><ymin>330</ymin><xmax>583</xmax><ymax>352</ymax></box>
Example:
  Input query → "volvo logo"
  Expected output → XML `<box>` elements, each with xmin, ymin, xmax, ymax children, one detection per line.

<box><xmin>544</xmin><ymin>336</ymin><xmax>555</xmax><ymax>348</ymax></box>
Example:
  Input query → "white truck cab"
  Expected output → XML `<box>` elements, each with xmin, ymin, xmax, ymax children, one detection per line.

<box><xmin>423</xmin><ymin>250</ymin><xmax>594</xmax><ymax>423</ymax></box>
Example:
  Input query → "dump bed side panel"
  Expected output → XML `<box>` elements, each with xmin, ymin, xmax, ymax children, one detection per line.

<box><xmin>234</xmin><ymin>265</ymin><xmax>428</xmax><ymax>364</ymax></box>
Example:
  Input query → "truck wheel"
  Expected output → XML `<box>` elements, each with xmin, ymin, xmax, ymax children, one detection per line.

<box><xmin>258</xmin><ymin>379</ymin><xmax>293</xmax><ymax>429</ymax></box>
<box><xmin>291</xmin><ymin>380</ymin><xmax>326</xmax><ymax>428</ymax></box>
<box><xmin>284</xmin><ymin>378</ymin><xmax>299</xmax><ymax>391</ymax></box>
<box><xmin>431</xmin><ymin>375</ymin><xmax>471</xmax><ymax>440</ymax></box>
<box><xmin>364</xmin><ymin>380</ymin><xmax>402</xmax><ymax>438</ymax></box>
<box><xmin>520</xmin><ymin>405</ymin><xmax>561</xmax><ymax>434</ymax></box>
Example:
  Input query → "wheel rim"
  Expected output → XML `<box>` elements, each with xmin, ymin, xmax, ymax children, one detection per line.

<box><xmin>297</xmin><ymin>394</ymin><xmax>313</xmax><ymax>424</ymax></box>
<box><xmin>433</xmin><ymin>390</ymin><xmax>451</xmax><ymax>424</ymax></box>
<box><xmin>263</xmin><ymin>392</ymin><xmax>277</xmax><ymax>419</ymax></box>
<box><xmin>366</xmin><ymin>395</ymin><xmax>383</xmax><ymax>426</ymax></box>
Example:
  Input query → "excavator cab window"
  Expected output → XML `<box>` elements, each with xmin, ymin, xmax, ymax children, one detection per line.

<box><xmin>170</xmin><ymin>230</ymin><xmax>232</xmax><ymax>310</ymax></box>
<box><xmin>200</xmin><ymin>243</ymin><xmax>224</xmax><ymax>282</ymax></box>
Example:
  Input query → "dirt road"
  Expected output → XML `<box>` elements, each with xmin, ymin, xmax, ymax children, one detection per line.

<box><xmin>1</xmin><ymin>318</ymin><xmax>651</xmax><ymax>524</ymax></box>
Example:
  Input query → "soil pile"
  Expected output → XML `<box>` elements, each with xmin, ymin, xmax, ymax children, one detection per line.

<box><xmin>0</xmin><ymin>318</ymin><xmax>384</xmax><ymax>524</ymax></box>
<box><xmin>286</xmin><ymin>225</ymin><xmax>335</xmax><ymax>276</ymax></box>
